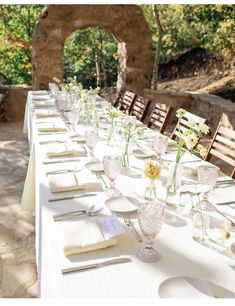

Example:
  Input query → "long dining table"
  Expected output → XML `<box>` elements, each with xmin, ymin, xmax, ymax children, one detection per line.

<box><xmin>22</xmin><ymin>90</ymin><xmax>235</xmax><ymax>298</ymax></box>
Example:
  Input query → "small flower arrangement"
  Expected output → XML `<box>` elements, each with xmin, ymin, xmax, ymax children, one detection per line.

<box><xmin>144</xmin><ymin>159</ymin><xmax>161</xmax><ymax>181</ymax></box>
<box><xmin>167</xmin><ymin>108</ymin><xmax>209</xmax><ymax>196</ymax></box>
<box><xmin>143</xmin><ymin>159</ymin><xmax>161</xmax><ymax>200</ymax></box>
<box><xmin>175</xmin><ymin>108</ymin><xmax>209</xmax><ymax>160</ymax></box>
<box><xmin>122</xmin><ymin>118</ymin><xmax>144</xmax><ymax>167</ymax></box>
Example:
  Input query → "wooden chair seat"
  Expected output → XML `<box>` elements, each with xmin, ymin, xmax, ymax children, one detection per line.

<box><xmin>205</xmin><ymin>124</ymin><xmax>235</xmax><ymax>179</ymax></box>
<box><xmin>147</xmin><ymin>102</ymin><xmax>173</xmax><ymax>134</ymax></box>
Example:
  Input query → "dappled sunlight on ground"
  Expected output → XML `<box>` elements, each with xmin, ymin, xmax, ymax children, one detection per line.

<box><xmin>0</xmin><ymin>121</ymin><xmax>37</xmax><ymax>298</ymax></box>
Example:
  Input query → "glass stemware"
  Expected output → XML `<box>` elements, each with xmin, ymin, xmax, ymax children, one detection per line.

<box><xmin>153</xmin><ymin>135</ymin><xmax>168</xmax><ymax>166</ymax></box>
<box><xmin>84</xmin><ymin>129</ymin><xmax>98</xmax><ymax>159</ymax></box>
<box><xmin>103</xmin><ymin>154</ymin><xmax>122</xmax><ymax>197</ymax></box>
<box><xmin>67</xmin><ymin>108</ymin><xmax>80</xmax><ymax>132</ymax></box>
<box><xmin>137</xmin><ymin>201</ymin><xmax>165</xmax><ymax>263</ymax></box>
<box><xmin>195</xmin><ymin>165</ymin><xmax>219</xmax><ymax>211</ymax></box>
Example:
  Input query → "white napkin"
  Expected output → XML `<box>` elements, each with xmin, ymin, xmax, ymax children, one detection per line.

<box><xmin>31</xmin><ymin>90</ymin><xmax>48</xmax><ymax>95</ymax></box>
<box><xmin>34</xmin><ymin>109</ymin><xmax>59</xmax><ymax>118</ymax></box>
<box><xmin>63</xmin><ymin>219</ymin><xmax>117</xmax><ymax>256</ymax></box>
<box><xmin>37</xmin><ymin>122</ymin><xmax>67</xmax><ymax>133</ymax></box>
<box><xmin>32</xmin><ymin>95</ymin><xmax>51</xmax><ymax>100</ymax></box>
<box><xmin>46</xmin><ymin>143</ymin><xmax>86</xmax><ymax>158</ymax></box>
<box><xmin>48</xmin><ymin>170</ymin><xmax>103</xmax><ymax>193</ymax></box>
<box><xmin>180</xmin><ymin>184</ymin><xmax>210</xmax><ymax>194</ymax></box>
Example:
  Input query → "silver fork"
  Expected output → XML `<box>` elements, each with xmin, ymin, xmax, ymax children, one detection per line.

<box><xmin>53</xmin><ymin>205</ymin><xmax>95</xmax><ymax>221</ymax></box>
<box><xmin>53</xmin><ymin>206</ymin><xmax>103</xmax><ymax>222</ymax></box>
<box><xmin>123</xmin><ymin>215</ymin><xmax>142</xmax><ymax>242</ymax></box>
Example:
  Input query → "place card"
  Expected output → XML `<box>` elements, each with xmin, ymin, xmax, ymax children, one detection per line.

<box><xmin>98</xmin><ymin>215</ymin><xmax>124</xmax><ymax>240</ymax></box>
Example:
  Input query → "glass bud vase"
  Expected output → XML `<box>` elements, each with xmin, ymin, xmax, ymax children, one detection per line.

<box><xmin>144</xmin><ymin>180</ymin><xmax>157</xmax><ymax>201</ymax></box>
<box><xmin>122</xmin><ymin>140</ymin><xmax>130</xmax><ymax>168</ymax></box>
<box><xmin>166</xmin><ymin>161</ymin><xmax>183</xmax><ymax>206</ymax></box>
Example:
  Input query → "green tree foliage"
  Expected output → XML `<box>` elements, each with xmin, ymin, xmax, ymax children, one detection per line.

<box><xmin>141</xmin><ymin>4</ymin><xmax>235</xmax><ymax>64</ymax></box>
<box><xmin>0</xmin><ymin>4</ymin><xmax>234</xmax><ymax>85</ymax></box>
<box><xmin>64</xmin><ymin>27</ymin><xmax>118</xmax><ymax>89</ymax></box>
<box><xmin>0</xmin><ymin>4</ymin><xmax>44</xmax><ymax>84</ymax></box>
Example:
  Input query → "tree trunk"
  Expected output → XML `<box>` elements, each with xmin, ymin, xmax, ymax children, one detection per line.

<box><xmin>151</xmin><ymin>4</ymin><xmax>164</xmax><ymax>91</ymax></box>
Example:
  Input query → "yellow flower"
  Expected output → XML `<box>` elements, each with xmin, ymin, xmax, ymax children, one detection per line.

<box><xmin>144</xmin><ymin>159</ymin><xmax>161</xmax><ymax>181</ymax></box>
<box><xmin>176</xmin><ymin>108</ymin><xmax>186</xmax><ymax>118</ymax></box>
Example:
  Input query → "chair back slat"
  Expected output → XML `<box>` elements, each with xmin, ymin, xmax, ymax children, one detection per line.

<box><xmin>147</xmin><ymin>103</ymin><xmax>173</xmax><ymax>134</ymax></box>
<box><xmin>205</xmin><ymin>124</ymin><xmax>235</xmax><ymax>179</ymax></box>
<box><xmin>129</xmin><ymin>96</ymin><xmax>151</xmax><ymax>122</ymax></box>
<box><xmin>171</xmin><ymin>111</ymin><xmax>207</xmax><ymax>141</ymax></box>
<box><xmin>120</xmin><ymin>91</ymin><xmax>136</xmax><ymax>114</ymax></box>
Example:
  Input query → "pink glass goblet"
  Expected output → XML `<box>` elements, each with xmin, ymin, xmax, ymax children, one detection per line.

<box><xmin>137</xmin><ymin>201</ymin><xmax>165</xmax><ymax>263</ymax></box>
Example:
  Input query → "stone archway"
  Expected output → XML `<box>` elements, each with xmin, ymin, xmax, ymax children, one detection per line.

<box><xmin>32</xmin><ymin>4</ymin><xmax>153</xmax><ymax>94</ymax></box>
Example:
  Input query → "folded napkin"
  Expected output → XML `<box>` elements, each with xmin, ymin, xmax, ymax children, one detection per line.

<box><xmin>32</xmin><ymin>95</ymin><xmax>51</xmax><ymax>101</ymax></box>
<box><xmin>48</xmin><ymin>170</ymin><xmax>103</xmax><ymax>193</ymax></box>
<box><xmin>31</xmin><ymin>90</ymin><xmax>48</xmax><ymax>95</ymax></box>
<box><xmin>37</xmin><ymin>122</ymin><xmax>67</xmax><ymax>133</ymax></box>
<box><xmin>34</xmin><ymin>100</ymin><xmax>55</xmax><ymax>108</ymax></box>
<box><xmin>34</xmin><ymin>109</ymin><xmax>59</xmax><ymax>118</ymax></box>
<box><xmin>46</xmin><ymin>143</ymin><xmax>86</xmax><ymax>158</ymax></box>
<box><xmin>63</xmin><ymin>219</ymin><xmax>117</xmax><ymax>256</ymax></box>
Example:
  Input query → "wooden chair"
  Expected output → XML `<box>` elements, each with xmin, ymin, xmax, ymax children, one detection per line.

<box><xmin>114</xmin><ymin>90</ymin><xmax>136</xmax><ymax>114</ymax></box>
<box><xmin>147</xmin><ymin>102</ymin><xmax>173</xmax><ymax>134</ymax></box>
<box><xmin>0</xmin><ymin>73</ymin><xmax>10</xmax><ymax>122</ymax></box>
<box><xmin>113</xmin><ymin>90</ymin><xmax>124</xmax><ymax>108</ymax></box>
<box><xmin>205</xmin><ymin>124</ymin><xmax>235</xmax><ymax>179</ymax></box>
<box><xmin>171</xmin><ymin>110</ymin><xmax>207</xmax><ymax>140</ymax></box>
<box><xmin>129</xmin><ymin>95</ymin><xmax>151</xmax><ymax>122</ymax></box>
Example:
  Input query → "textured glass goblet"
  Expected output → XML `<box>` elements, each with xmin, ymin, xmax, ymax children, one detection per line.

<box><xmin>137</xmin><ymin>201</ymin><xmax>165</xmax><ymax>263</ymax></box>
<box><xmin>196</xmin><ymin>165</ymin><xmax>219</xmax><ymax>211</ymax></box>
<box><xmin>103</xmin><ymin>154</ymin><xmax>122</xmax><ymax>197</ymax></box>
<box><xmin>153</xmin><ymin>135</ymin><xmax>168</xmax><ymax>165</ymax></box>
<box><xmin>67</xmin><ymin>108</ymin><xmax>80</xmax><ymax>132</ymax></box>
<box><xmin>84</xmin><ymin>129</ymin><xmax>98</xmax><ymax>159</ymax></box>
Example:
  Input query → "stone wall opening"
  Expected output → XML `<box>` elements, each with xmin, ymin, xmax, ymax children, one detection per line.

<box><xmin>32</xmin><ymin>4</ymin><xmax>153</xmax><ymax>94</ymax></box>
<box><xmin>63</xmin><ymin>26</ymin><xmax>118</xmax><ymax>89</ymax></box>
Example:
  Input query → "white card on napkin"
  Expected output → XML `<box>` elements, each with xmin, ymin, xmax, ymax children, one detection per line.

<box><xmin>98</xmin><ymin>215</ymin><xmax>124</xmax><ymax>240</ymax></box>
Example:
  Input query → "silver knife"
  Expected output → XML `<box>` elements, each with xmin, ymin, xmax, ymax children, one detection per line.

<box><xmin>62</xmin><ymin>257</ymin><xmax>132</xmax><ymax>274</ymax></box>
<box><xmin>48</xmin><ymin>192</ymin><xmax>97</xmax><ymax>202</ymax></box>
<box><xmin>216</xmin><ymin>201</ymin><xmax>235</xmax><ymax>206</ymax></box>
<box><xmin>43</xmin><ymin>159</ymin><xmax>81</xmax><ymax>165</ymax></box>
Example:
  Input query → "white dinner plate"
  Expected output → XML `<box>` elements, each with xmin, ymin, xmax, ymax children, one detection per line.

<box><xmin>105</xmin><ymin>196</ymin><xmax>140</xmax><ymax>213</ymax></box>
<box><xmin>85</xmin><ymin>161</ymin><xmax>104</xmax><ymax>172</ymax></box>
<box><xmin>158</xmin><ymin>276</ymin><xmax>214</xmax><ymax>298</ymax></box>
<box><xmin>121</xmin><ymin>166</ymin><xmax>142</xmax><ymax>178</ymax></box>
<box><xmin>133</xmin><ymin>148</ymin><xmax>155</xmax><ymax>158</ymax></box>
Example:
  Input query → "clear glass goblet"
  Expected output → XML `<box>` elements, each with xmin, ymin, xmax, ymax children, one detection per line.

<box><xmin>67</xmin><ymin>108</ymin><xmax>80</xmax><ymax>132</ymax></box>
<box><xmin>103</xmin><ymin>154</ymin><xmax>122</xmax><ymax>197</ymax></box>
<box><xmin>84</xmin><ymin>129</ymin><xmax>99</xmax><ymax>159</ymax></box>
<box><xmin>137</xmin><ymin>201</ymin><xmax>165</xmax><ymax>263</ymax></box>
<box><xmin>196</xmin><ymin>165</ymin><xmax>219</xmax><ymax>211</ymax></box>
<box><xmin>153</xmin><ymin>135</ymin><xmax>168</xmax><ymax>166</ymax></box>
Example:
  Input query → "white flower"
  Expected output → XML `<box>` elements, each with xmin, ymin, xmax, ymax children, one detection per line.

<box><xmin>189</xmin><ymin>119</ymin><xmax>197</xmax><ymax>127</ymax></box>
<box><xmin>184</xmin><ymin>132</ymin><xmax>198</xmax><ymax>150</ymax></box>
<box><xmin>196</xmin><ymin>144</ymin><xmax>207</xmax><ymax>158</ymax></box>
<box><xmin>199</xmin><ymin>123</ymin><xmax>209</xmax><ymax>134</ymax></box>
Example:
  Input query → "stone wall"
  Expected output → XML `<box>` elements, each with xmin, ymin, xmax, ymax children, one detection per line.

<box><xmin>5</xmin><ymin>85</ymin><xmax>31</xmax><ymax>122</ymax></box>
<box><xmin>144</xmin><ymin>89</ymin><xmax>235</xmax><ymax>135</ymax></box>
<box><xmin>32</xmin><ymin>4</ymin><xmax>153</xmax><ymax>95</ymax></box>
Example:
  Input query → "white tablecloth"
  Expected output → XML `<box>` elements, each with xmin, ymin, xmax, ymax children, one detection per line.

<box><xmin>22</xmin><ymin>91</ymin><xmax>235</xmax><ymax>298</ymax></box>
